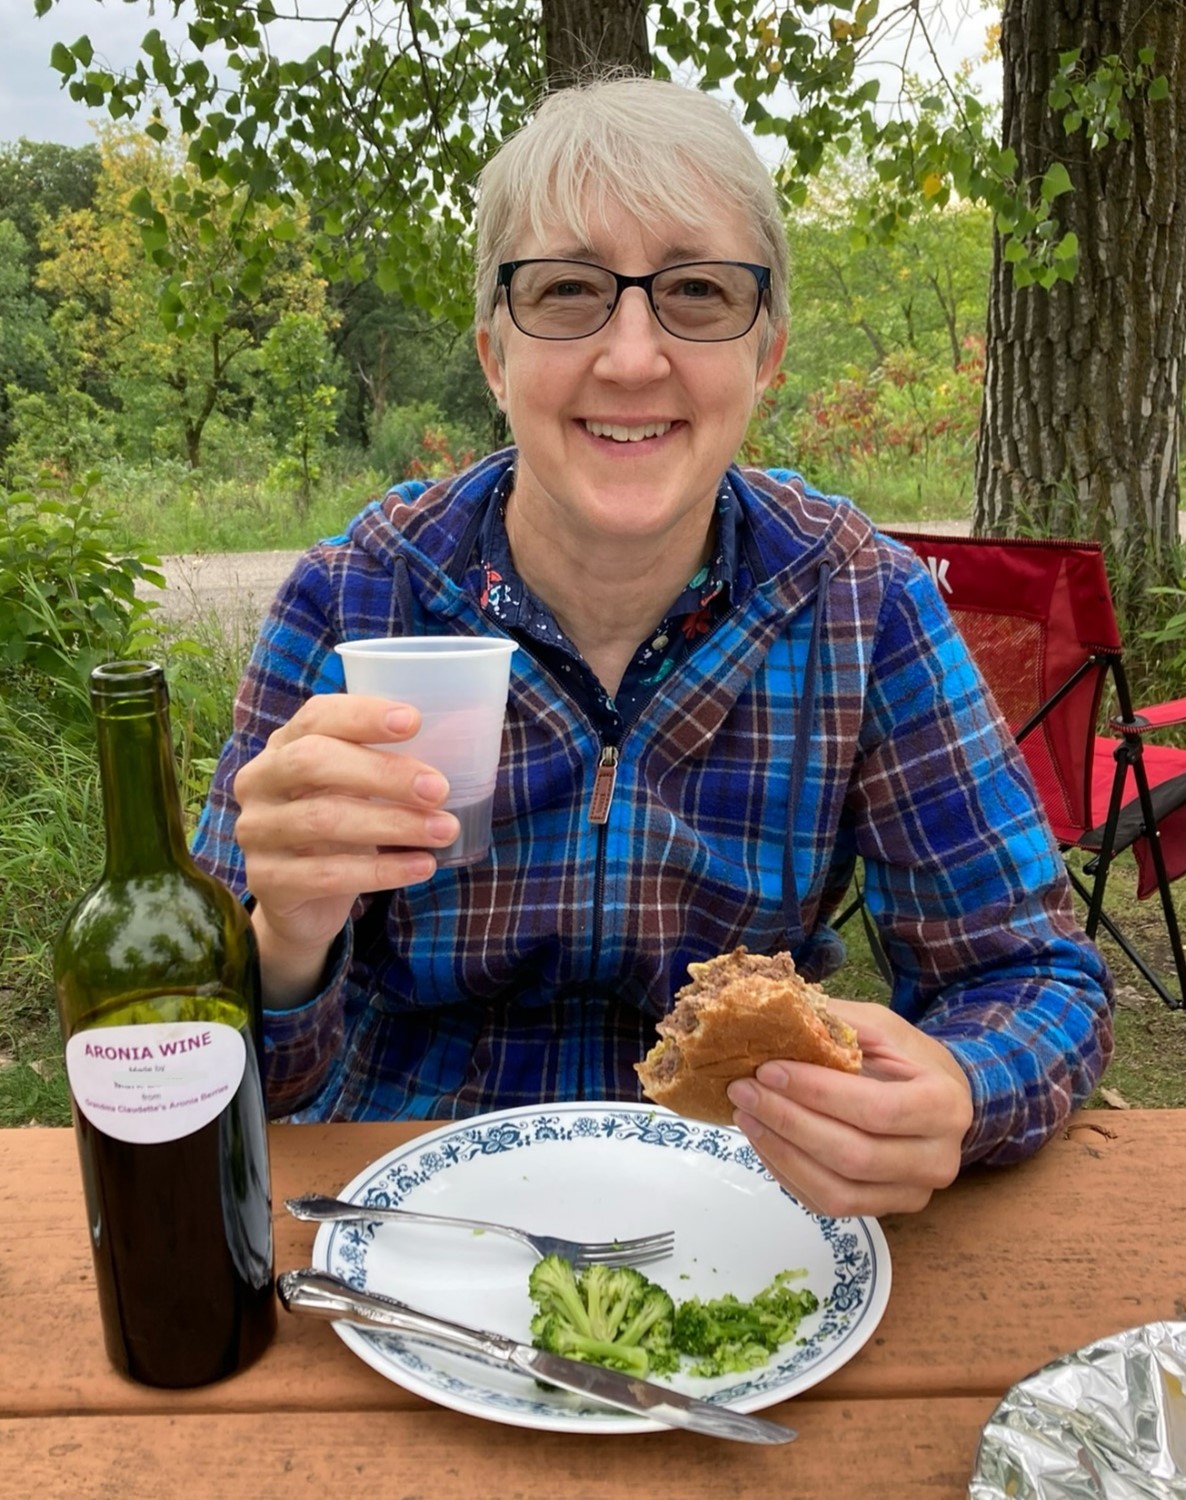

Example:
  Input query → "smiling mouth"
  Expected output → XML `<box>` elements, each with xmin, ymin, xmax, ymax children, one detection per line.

<box><xmin>584</xmin><ymin>420</ymin><xmax>674</xmax><ymax>443</ymax></box>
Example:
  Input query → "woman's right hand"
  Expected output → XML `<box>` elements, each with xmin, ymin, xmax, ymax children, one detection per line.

<box><xmin>231</xmin><ymin>693</ymin><xmax>459</xmax><ymax>1004</ymax></box>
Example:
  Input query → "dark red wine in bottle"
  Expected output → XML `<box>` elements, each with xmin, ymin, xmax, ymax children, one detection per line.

<box><xmin>54</xmin><ymin>661</ymin><xmax>276</xmax><ymax>1388</ymax></box>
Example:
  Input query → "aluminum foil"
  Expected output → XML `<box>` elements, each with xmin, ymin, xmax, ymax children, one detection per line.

<box><xmin>969</xmin><ymin>1322</ymin><xmax>1186</xmax><ymax>1499</ymax></box>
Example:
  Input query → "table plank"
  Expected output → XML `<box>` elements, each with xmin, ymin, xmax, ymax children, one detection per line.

<box><xmin>2</xmin><ymin>1112</ymin><xmax>1184</xmax><ymax>1419</ymax></box>
<box><xmin>0</xmin><ymin>1397</ymin><xmax>1000</xmax><ymax>1499</ymax></box>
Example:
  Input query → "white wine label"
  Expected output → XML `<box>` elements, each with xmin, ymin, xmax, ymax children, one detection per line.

<box><xmin>66</xmin><ymin>1021</ymin><xmax>247</xmax><ymax>1144</ymax></box>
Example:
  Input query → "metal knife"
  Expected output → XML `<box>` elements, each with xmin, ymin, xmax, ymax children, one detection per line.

<box><xmin>277</xmin><ymin>1268</ymin><xmax>796</xmax><ymax>1445</ymax></box>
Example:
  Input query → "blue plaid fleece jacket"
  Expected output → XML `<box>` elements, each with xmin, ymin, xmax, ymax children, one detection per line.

<box><xmin>193</xmin><ymin>452</ymin><xmax>1113</xmax><ymax>1165</ymax></box>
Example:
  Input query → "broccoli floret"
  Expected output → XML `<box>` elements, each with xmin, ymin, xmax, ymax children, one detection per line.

<box><xmin>531</xmin><ymin>1314</ymin><xmax>651</xmax><ymax>1376</ymax></box>
<box><xmin>528</xmin><ymin>1255</ymin><xmax>596</xmax><ymax>1337</ymax></box>
<box><xmin>527</xmin><ymin>1255</ymin><xmax>677</xmax><ymax>1378</ymax></box>
<box><xmin>673</xmin><ymin>1269</ymin><xmax>820</xmax><ymax>1378</ymax></box>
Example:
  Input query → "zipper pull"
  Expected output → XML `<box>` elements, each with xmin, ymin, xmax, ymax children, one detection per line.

<box><xmin>588</xmin><ymin>746</ymin><xmax>619</xmax><ymax>825</ymax></box>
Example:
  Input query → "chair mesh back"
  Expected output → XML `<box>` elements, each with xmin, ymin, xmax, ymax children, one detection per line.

<box><xmin>884</xmin><ymin>533</ymin><xmax>1120</xmax><ymax>843</ymax></box>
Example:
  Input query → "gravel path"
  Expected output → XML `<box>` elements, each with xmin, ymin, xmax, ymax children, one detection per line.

<box><xmin>137</xmin><ymin>550</ymin><xmax>301</xmax><ymax>629</ymax></box>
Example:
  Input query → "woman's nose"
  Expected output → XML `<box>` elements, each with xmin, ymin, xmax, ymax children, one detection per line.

<box><xmin>592</xmin><ymin>287</ymin><xmax>671</xmax><ymax>381</ymax></box>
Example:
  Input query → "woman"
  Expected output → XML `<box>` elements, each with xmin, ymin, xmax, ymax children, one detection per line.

<box><xmin>193</xmin><ymin>75</ymin><xmax>1113</xmax><ymax>1216</ymax></box>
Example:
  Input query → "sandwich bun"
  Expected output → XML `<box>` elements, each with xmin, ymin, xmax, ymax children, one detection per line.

<box><xmin>635</xmin><ymin>946</ymin><xmax>862</xmax><ymax>1126</ymax></box>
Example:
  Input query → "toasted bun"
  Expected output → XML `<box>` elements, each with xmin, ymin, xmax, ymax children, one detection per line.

<box><xmin>635</xmin><ymin>947</ymin><xmax>862</xmax><ymax>1125</ymax></box>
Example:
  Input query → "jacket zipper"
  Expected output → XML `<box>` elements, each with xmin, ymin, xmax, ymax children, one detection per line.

<box><xmin>581</xmin><ymin>600</ymin><xmax>746</xmax><ymax>978</ymax></box>
<box><xmin>585</xmin><ymin>745</ymin><xmax>618</xmax><ymax>979</ymax></box>
<box><xmin>588</xmin><ymin>746</ymin><xmax>619</xmax><ymax>826</ymax></box>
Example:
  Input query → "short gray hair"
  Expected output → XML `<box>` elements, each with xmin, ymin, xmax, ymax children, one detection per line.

<box><xmin>473</xmin><ymin>75</ymin><xmax>788</xmax><ymax>359</ymax></box>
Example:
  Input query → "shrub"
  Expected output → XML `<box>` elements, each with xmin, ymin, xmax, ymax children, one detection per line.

<box><xmin>0</xmin><ymin>472</ymin><xmax>165</xmax><ymax>708</ymax></box>
<box><xmin>744</xmin><ymin>339</ymin><xmax>985</xmax><ymax>521</ymax></box>
<box><xmin>3</xmin><ymin>386</ymin><xmax>117</xmax><ymax>483</ymax></box>
<box><xmin>369</xmin><ymin>401</ymin><xmax>478</xmax><ymax>484</ymax></box>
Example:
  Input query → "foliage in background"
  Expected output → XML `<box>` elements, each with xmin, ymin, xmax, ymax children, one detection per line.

<box><xmin>258</xmin><ymin>310</ymin><xmax>345</xmax><ymax>509</ymax></box>
<box><xmin>0</xmin><ymin>474</ymin><xmax>243</xmax><ymax>1127</ymax></box>
<box><xmin>27</xmin><ymin>126</ymin><xmax>337</xmax><ymax>473</ymax></box>
<box><xmin>759</xmin><ymin>338</ymin><xmax>985</xmax><ymax>518</ymax></box>
<box><xmin>0</xmin><ymin>219</ymin><xmax>56</xmax><ymax>456</ymax></box>
<box><xmin>0</xmin><ymin>138</ymin><xmax>101</xmax><ymax>250</ymax></box>
<box><xmin>781</xmin><ymin>168</ymin><xmax>992</xmax><ymax>407</ymax></box>
<box><xmin>0</xmin><ymin>473</ymin><xmax>164</xmax><ymax>695</ymax></box>
<box><xmin>31</xmin><ymin>0</ymin><xmax>1100</xmax><ymax>326</ymax></box>
<box><xmin>0</xmin><ymin>135</ymin><xmax>497</xmax><ymax>489</ymax></box>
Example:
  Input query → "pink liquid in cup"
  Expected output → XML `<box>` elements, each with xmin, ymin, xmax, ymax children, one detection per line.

<box><xmin>335</xmin><ymin>636</ymin><xmax>518</xmax><ymax>867</ymax></box>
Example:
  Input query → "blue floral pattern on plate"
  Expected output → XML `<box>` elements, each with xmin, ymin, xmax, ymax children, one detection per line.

<box><xmin>312</xmin><ymin>1102</ymin><xmax>891</xmax><ymax>1434</ymax></box>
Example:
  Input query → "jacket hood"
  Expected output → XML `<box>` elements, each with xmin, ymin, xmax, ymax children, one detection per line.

<box><xmin>347</xmin><ymin>449</ymin><xmax>879</xmax><ymax>630</ymax></box>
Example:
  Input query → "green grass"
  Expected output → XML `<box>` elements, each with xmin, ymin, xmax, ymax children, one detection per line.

<box><xmin>0</xmin><ymin>694</ymin><xmax>102</xmax><ymax>1126</ymax></box>
<box><xmin>0</xmin><ymin>605</ymin><xmax>255</xmax><ymax>1129</ymax></box>
<box><xmin>100</xmin><ymin>453</ymin><xmax>392</xmax><ymax>556</ymax></box>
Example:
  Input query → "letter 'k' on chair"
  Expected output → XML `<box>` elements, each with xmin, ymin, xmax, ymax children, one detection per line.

<box><xmin>884</xmin><ymin>530</ymin><xmax>1186</xmax><ymax>1010</ymax></box>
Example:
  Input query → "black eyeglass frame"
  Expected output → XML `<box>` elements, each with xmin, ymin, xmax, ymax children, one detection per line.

<box><xmin>495</xmin><ymin>258</ymin><xmax>773</xmax><ymax>343</ymax></box>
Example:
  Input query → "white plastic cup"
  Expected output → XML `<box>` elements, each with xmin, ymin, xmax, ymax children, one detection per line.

<box><xmin>335</xmin><ymin>636</ymin><xmax>518</xmax><ymax>867</ymax></box>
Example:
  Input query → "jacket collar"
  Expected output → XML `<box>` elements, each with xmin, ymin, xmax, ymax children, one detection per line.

<box><xmin>351</xmin><ymin>448</ymin><xmax>875</xmax><ymax>625</ymax></box>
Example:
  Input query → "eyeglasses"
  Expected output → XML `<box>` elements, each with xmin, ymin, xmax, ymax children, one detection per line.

<box><xmin>496</xmin><ymin>259</ymin><xmax>772</xmax><ymax>343</ymax></box>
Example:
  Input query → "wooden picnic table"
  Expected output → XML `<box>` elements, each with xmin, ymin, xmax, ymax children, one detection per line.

<box><xmin>2</xmin><ymin>1108</ymin><xmax>1183</xmax><ymax>1498</ymax></box>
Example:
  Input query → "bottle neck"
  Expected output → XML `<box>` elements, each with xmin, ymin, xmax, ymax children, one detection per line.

<box><xmin>92</xmin><ymin>664</ymin><xmax>193</xmax><ymax>878</ymax></box>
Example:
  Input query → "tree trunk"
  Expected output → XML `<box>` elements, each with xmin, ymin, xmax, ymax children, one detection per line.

<box><xmin>540</xmin><ymin>0</ymin><xmax>651</xmax><ymax>88</ymax></box>
<box><xmin>974</xmin><ymin>0</ymin><xmax>1186</xmax><ymax>615</ymax></box>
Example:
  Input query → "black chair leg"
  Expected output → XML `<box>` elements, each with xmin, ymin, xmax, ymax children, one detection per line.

<box><xmin>1067</xmin><ymin>864</ymin><xmax>1184</xmax><ymax>1010</ymax></box>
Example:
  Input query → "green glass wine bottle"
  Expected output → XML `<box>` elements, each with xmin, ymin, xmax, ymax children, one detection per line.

<box><xmin>53</xmin><ymin>660</ymin><xmax>276</xmax><ymax>1388</ymax></box>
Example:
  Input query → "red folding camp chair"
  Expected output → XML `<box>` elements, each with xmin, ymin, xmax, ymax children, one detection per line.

<box><xmin>882</xmin><ymin>530</ymin><xmax>1186</xmax><ymax>1009</ymax></box>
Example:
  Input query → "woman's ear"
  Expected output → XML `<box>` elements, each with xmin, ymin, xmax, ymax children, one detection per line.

<box><xmin>476</xmin><ymin>327</ymin><xmax>508</xmax><ymax>412</ymax></box>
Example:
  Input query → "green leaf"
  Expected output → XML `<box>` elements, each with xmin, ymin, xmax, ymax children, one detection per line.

<box><xmin>49</xmin><ymin>42</ymin><xmax>76</xmax><ymax>78</ymax></box>
<box><xmin>374</xmin><ymin>256</ymin><xmax>402</xmax><ymax>294</ymax></box>
<box><xmin>704</xmin><ymin>43</ymin><xmax>733</xmax><ymax>82</ymax></box>
<box><xmin>1040</xmin><ymin>162</ymin><xmax>1073</xmax><ymax>201</ymax></box>
<box><xmin>1148</xmin><ymin>75</ymin><xmax>1170</xmax><ymax>102</ymax></box>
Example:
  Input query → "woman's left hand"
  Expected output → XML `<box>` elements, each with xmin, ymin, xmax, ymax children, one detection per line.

<box><xmin>725</xmin><ymin>999</ymin><xmax>974</xmax><ymax>1217</ymax></box>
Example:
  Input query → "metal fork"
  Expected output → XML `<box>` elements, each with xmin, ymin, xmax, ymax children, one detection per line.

<box><xmin>285</xmin><ymin>1194</ymin><xmax>676</xmax><ymax>1268</ymax></box>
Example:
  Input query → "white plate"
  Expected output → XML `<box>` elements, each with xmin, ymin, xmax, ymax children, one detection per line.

<box><xmin>312</xmin><ymin>1101</ymin><xmax>891</xmax><ymax>1434</ymax></box>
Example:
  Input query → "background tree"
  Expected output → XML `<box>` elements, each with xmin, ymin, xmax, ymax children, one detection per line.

<box><xmin>0</xmin><ymin>218</ymin><xmax>56</xmax><ymax>462</ymax></box>
<box><xmin>35</xmin><ymin>127</ymin><xmax>334</xmax><ymax>469</ymax></box>
<box><xmin>783</xmin><ymin>151</ymin><xmax>992</xmax><ymax>405</ymax></box>
<box><xmin>258</xmin><ymin>310</ymin><xmax>344</xmax><ymax>509</ymax></box>
<box><xmin>0</xmin><ymin>139</ymin><xmax>99</xmax><ymax>469</ymax></box>
<box><xmin>330</xmin><ymin>274</ymin><xmax>494</xmax><ymax>450</ymax></box>
<box><xmin>975</xmin><ymin>0</ymin><xmax>1186</xmax><ymax>610</ymax></box>
<box><xmin>0</xmin><ymin>139</ymin><xmax>100</xmax><ymax>253</ymax></box>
